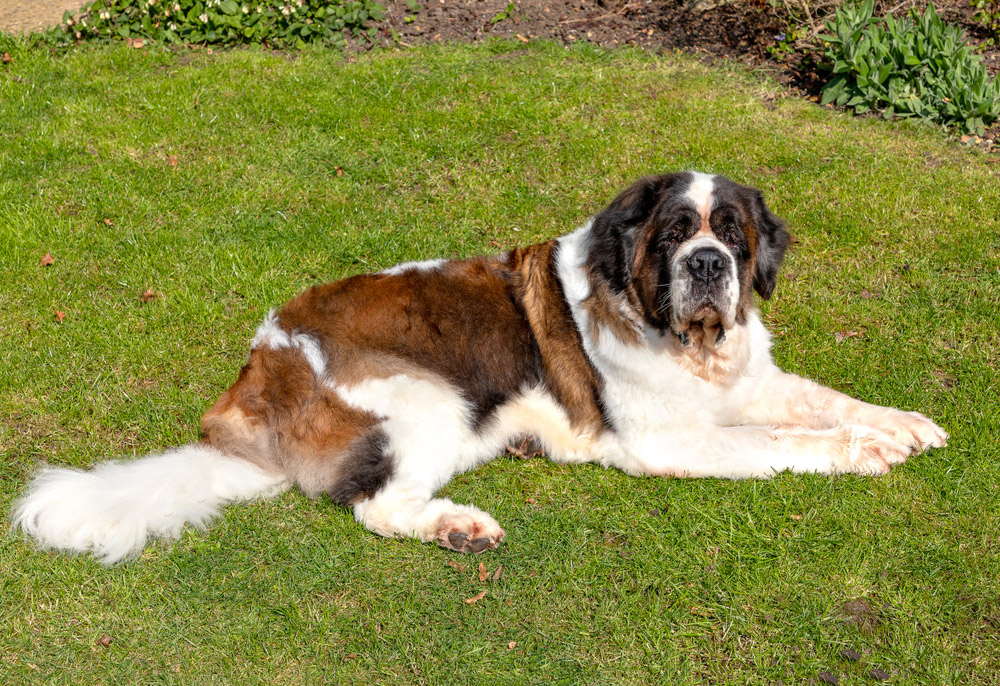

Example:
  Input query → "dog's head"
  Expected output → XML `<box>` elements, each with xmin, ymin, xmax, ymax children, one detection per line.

<box><xmin>587</xmin><ymin>172</ymin><xmax>790</xmax><ymax>342</ymax></box>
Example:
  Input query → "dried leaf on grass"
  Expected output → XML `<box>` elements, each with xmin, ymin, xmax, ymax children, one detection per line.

<box><xmin>834</xmin><ymin>328</ymin><xmax>866</xmax><ymax>344</ymax></box>
<box><xmin>96</xmin><ymin>636</ymin><xmax>112</xmax><ymax>647</ymax></box>
<box><xmin>140</xmin><ymin>289</ymin><xmax>158</xmax><ymax>303</ymax></box>
<box><xmin>446</xmin><ymin>560</ymin><xmax>466</xmax><ymax>572</ymax></box>
<box><xmin>54</xmin><ymin>310</ymin><xmax>66</xmax><ymax>323</ymax></box>
<box><xmin>40</xmin><ymin>252</ymin><xmax>55</xmax><ymax>267</ymax></box>
<box><xmin>491</xmin><ymin>565</ymin><xmax>503</xmax><ymax>581</ymax></box>
<box><xmin>464</xmin><ymin>591</ymin><xmax>487</xmax><ymax>605</ymax></box>
<box><xmin>2</xmin><ymin>53</ymin><xmax>12</xmax><ymax>64</ymax></box>
<box><xmin>478</xmin><ymin>562</ymin><xmax>489</xmax><ymax>582</ymax></box>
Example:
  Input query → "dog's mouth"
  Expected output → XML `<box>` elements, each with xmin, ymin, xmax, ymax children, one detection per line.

<box><xmin>671</xmin><ymin>299</ymin><xmax>732</xmax><ymax>347</ymax></box>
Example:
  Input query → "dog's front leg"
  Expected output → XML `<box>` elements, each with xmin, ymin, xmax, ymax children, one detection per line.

<box><xmin>734</xmin><ymin>368</ymin><xmax>948</xmax><ymax>455</ymax></box>
<box><xmin>602</xmin><ymin>424</ymin><xmax>913</xmax><ymax>479</ymax></box>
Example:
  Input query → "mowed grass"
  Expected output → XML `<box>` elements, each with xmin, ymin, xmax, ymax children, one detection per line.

<box><xmin>0</xmin><ymin>38</ymin><xmax>998</xmax><ymax>685</ymax></box>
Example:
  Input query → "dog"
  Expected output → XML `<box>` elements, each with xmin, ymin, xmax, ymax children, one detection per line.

<box><xmin>12</xmin><ymin>172</ymin><xmax>948</xmax><ymax>563</ymax></box>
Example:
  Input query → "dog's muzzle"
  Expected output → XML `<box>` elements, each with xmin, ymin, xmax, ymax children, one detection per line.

<box><xmin>670</xmin><ymin>240</ymin><xmax>738</xmax><ymax>345</ymax></box>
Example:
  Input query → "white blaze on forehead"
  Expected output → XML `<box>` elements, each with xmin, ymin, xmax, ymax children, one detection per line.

<box><xmin>684</xmin><ymin>172</ymin><xmax>716</xmax><ymax>222</ymax></box>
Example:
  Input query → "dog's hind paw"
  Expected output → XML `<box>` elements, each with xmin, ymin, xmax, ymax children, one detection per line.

<box><xmin>434</xmin><ymin>508</ymin><xmax>505</xmax><ymax>554</ymax></box>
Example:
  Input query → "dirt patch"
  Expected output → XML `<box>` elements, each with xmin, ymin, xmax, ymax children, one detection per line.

<box><xmin>841</xmin><ymin>597</ymin><xmax>885</xmax><ymax>633</ymax></box>
<box><xmin>376</xmin><ymin>0</ymin><xmax>788</xmax><ymax>60</ymax></box>
<box><xmin>0</xmin><ymin>0</ymin><xmax>81</xmax><ymax>34</ymax></box>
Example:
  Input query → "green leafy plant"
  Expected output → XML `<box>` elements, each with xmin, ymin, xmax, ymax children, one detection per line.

<box><xmin>403</xmin><ymin>0</ymin><xmax>420</xmax><ymax>24</ymax></box>
<box><xmin>766</xmin><ymin>25</ymin><xmax>802</xmax><ymax>59</ymax></box>
<box><xmin>54</xmin><ymin>0</ymin><xmax>385</xmax><ymax>48</ymax></box>
<box><xmin>970</xmin><ymin>0</ymin><xmax>1000</xmax><ymax>44</ymax></box>
<box><xmin>490</xmin><ymin>1</ymin><xmax>515</xmax><ymax>24</ymax></box>
<box><xmin>819</xmin><ymin>0</ymin><xmax>1000</xmax><ymax>135</ymax></box>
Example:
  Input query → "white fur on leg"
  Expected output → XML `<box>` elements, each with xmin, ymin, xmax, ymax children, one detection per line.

<box><xmin>11</xmin><ymin>444</ymin><xmax>290</xmax><ymax>564</ymax></box>
<box><xmin>353</xmin><ymin>487</ymin><xmax>505</xmax><ymax>553</ymax></box>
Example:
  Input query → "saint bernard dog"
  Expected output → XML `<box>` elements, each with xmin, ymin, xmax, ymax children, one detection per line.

<box><xmin>13</xmin><ymin>172</ymin><xmax>948</xmax><ymax>563</ymax></box>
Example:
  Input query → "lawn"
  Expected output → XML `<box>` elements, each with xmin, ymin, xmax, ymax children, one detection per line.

<box><xmin>1</xmin><ymin>38</ymin><xmax>998</xmax><ymax>685</ymax></box>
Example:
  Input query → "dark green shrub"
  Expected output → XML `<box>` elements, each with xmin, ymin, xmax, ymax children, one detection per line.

<box><xmin>819</xmin><ymin>0</ymin><xmax>1000</xmax><ymax>135</ymax></box>
<box><xmin>56</xmin><ymin>0</ymin><xmax>384</xmax><ymax>48</ymax></box>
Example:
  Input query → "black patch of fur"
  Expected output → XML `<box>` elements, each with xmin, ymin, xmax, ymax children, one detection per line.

<box><xmin>327</xmin><ymin>429</ymin><xmax>394</xmax><ymax>505</ymax></box>
<box><xmin>588</xmin><ymin>174</ymin><xmax>687</xmax><ymax>294</ymax></box>
<box><xmin>747</xmin><ymin>188</ymin><xmax>790</xmax><ymax>300</ymax></box>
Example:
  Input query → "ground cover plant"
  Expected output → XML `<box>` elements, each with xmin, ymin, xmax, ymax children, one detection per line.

<box><xmin>51</xmin><ymin>0</ymin><xmax>385</xmax><ymax>48</ymax></box>
<box><xmin>1</xmin><ymin>39</ymin><xmax>999</xmax><ymax>684</ymax></box>
<box><xmin>819</xmin><ymin>1</ymin><xmax>1000</xmax><ymax>135</ymax></box>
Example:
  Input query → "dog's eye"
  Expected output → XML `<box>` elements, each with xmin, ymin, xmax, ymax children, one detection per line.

<box><xmin>661</xmin><ymin>217</ymin><xmax>691</xmax><ymax>245</ymax></box>
<box><xmin>715</xmin><ymin>219</ymin><xmax>743</xmax><ymax>247</ymax></box>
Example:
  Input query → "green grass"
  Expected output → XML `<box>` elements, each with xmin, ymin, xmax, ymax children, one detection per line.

<box><xmin>1</xmin><ymin>38</ymin><xmax>998</xmax><ymax>685</ymax></box>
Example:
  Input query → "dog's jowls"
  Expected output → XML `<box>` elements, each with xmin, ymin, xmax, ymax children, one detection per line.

<box><xmin>12</xmin><ymin>172</ymin><xmax>948</xmax><ymax>563</ymax></box>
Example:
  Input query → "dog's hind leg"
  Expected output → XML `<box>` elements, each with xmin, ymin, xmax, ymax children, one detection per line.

<box><xmin>332</xmin><ymin>373</ymin><xmax>510</xmax><ymax>553</ymax></box>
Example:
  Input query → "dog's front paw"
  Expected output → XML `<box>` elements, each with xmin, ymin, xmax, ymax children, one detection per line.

<box><xmin>868</xmin><ymin>409</ymin><xmax>948</xmax><ymax>454</ymax></box>
<box><xmin>434</xmin><ymin>508</ymin><xmax>505</xmax><ymax>554</ymax></box>
<box><xmin>836</xmin><ymin>425</ymin><xmax>911</xmax><ymax>476</ymax></box>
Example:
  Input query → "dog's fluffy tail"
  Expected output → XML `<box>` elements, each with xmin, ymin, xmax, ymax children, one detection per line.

<box><xmin>11</xmin><ymin>444</ymin><xmax>290</xmax><ymax>564</ymax></box>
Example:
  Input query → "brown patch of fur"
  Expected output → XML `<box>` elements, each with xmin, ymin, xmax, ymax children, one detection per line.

<box><xmin>201</xmin><ymin>345</ymin><xmax>383</xmax><ymax>500</ymax></box>
<box><xmin>583</xmin><ymin>279</ymin><xmax>642</xmax><ymax>347</ymax></box>
<box><xmin>277</xmin><ymin>258</ymin><xmax>540</xmax><ymax>427</ymax></box>
<box><xmin>734</xmin><ymin>194</ymin><xmax>761</xmax><ymax>322</ymax></box>
<box><xmin>505</xmin><ymin>242</ymin><xmax>608</xmax><ymax>433</ymax></box>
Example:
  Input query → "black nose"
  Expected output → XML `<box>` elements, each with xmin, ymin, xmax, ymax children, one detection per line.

<box><xmin>685</xmin><ymin>248</ymin><xmax>727</xmax><ymax>284</ymax></box>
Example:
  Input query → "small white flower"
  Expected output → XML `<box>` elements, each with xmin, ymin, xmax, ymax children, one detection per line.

<box><xmin>199</xmin><ymin>12</ymin><xmax>208</xmax><ymax>21</ymax></box>
<box><xmin>280</xmin><ymin>5</ymin><xmax>290</xmax><ymax>14</ymax></box>
<box><xmin>242</xmin><ymin>4</ymin><xmax>249</xmax><ymax>13</ymax></box>
<box><xmin>173</xmin><ymin>2</ymin><xmax>181</xmax><ymax>10</ymax></box>
<box><xmin>169</xmin><ymin>21</ymin><xmax>177</xmax><ymax>30</ymax></box>
<box><xmin>99</xmin><ymin>9</ymin><xmax>110</xmax><ymax>19</ymax></box>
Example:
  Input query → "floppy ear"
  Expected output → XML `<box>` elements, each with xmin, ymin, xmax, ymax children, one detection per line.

<box><xmin>750</xmin><ymin>189</ymin><xmax>790</xmax><ymax>300</ymax></box>
<box><xmin>589</xmin><ymin>174</ymin><xmax>681</xmax><ymax>293</ymax></box>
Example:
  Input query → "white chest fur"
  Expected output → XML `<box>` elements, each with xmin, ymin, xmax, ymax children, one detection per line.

<box><xmin>556</xmin><ymin>224</ymin><xmax>776</xmax><ymax>435</ymax></box>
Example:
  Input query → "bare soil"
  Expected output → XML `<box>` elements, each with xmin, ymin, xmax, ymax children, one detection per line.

<box><xmin>2</xmin><ymin>0</ymin><xmax>998</xmax><ymax>143</ymax></box>
<box><xmin>0</xmin><ymin>0</ymin><xmax>81</xmax><ymax>34</ymax></box>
